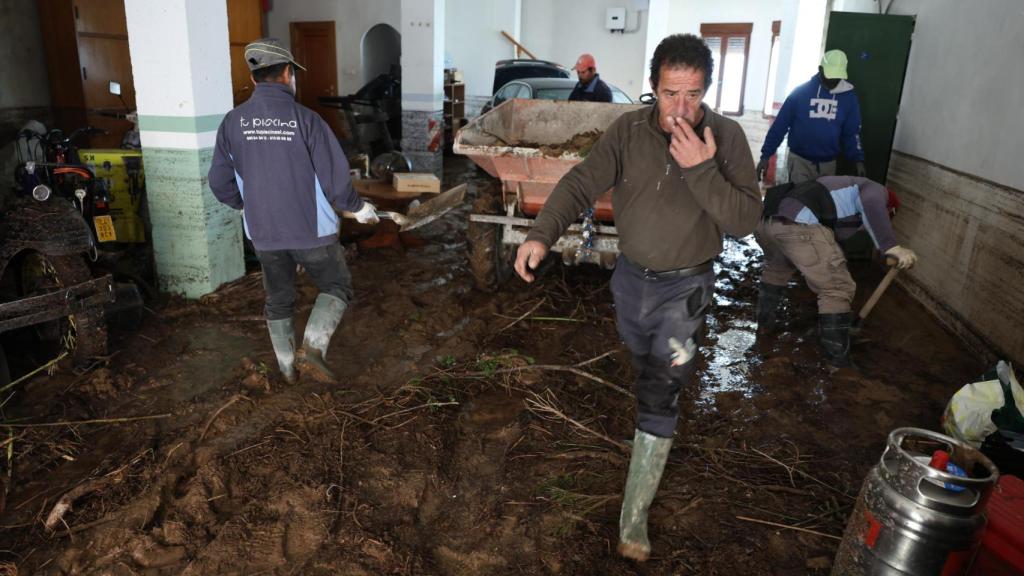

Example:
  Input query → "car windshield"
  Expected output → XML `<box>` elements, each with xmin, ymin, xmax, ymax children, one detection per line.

<box><xmin>534</xmin><ymin>88</ymin><xmax>573</xmax><ymax>101</ymax></box>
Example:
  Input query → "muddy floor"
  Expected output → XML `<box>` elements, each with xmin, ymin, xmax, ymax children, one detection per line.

<box><xmin>0</xmin><ymin>157</ymin><xmax>986</xmax><ymax>575</ymax></box>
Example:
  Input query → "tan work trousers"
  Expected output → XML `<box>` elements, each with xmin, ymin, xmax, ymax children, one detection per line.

<box><xmin>788</xmin><ymin>153</ymin><xmax>836</xmax><ymax>184</ymax></box>
<box><xmin>755</xmin><ymin>219</ymin><xmax>856</xmax><ymax>314</ymax></box>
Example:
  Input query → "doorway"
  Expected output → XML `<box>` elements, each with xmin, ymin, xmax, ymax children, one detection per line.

<box><xmin>289</xmin><ymin>21</ymin><xmax>345</xmax><ymax>139</ymax></box>
<box><xmin>361</xmin><ymin>23</ymin><xmax>401</xmax><ymax>86</ymax></box>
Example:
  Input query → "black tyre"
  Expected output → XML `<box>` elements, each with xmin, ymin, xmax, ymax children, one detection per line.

<box><xmin>467</xmin><ymin>182</ymin><xmax>514</xmax><ymax>292</ymax></box>
<box><xmin>19</xmin><ymin>252</ymin><xmax>107</xmax><ymax>365</ymax></box>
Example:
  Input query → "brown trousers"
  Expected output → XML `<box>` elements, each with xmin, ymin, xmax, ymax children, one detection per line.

<box><xmin>788</xmin><ymin>152</ymin><xmax>836</xmax><ymax>184</ymax></box>
<box><xmin>755</xmin><ymin>219</ymin><xmax>856</xmax><ymax>314</ymax></box>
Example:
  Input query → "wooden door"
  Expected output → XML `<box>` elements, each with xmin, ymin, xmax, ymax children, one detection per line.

<box><xmin>289</xmin><ymin>21</ymin><xmax>345</xmax><ymax>139</ymax></box>
<box><xmin>228</xmin><ymin>0</ymin><xmax>264</xmax><ymax>105</ymax></box>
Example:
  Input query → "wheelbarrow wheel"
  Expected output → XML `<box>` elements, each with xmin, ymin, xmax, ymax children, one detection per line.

<box><xmin>467</xmin><ymin>184</ymin><xmax>513</xmax><ymax>292</ymax></box>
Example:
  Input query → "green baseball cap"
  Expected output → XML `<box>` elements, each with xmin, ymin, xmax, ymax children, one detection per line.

<box><xmin>244</xmin><ymin>38</ymin><xmax>307</xmax><ymax>72</ymax></box>
<box><xmin>820</xmin><ymin>49</ymin><xmax>848</xmax><ymax>79</ymax></box>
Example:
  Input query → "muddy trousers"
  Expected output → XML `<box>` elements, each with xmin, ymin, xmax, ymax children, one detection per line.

<box><xmin>256</xmin><ymin>243</ymin><xmax>354</xmax><ymax>320</ymax></box>
<box><xmin>611</xmin><ymin>256</ymin><xmax>714</xmax><ymax>439</ymax></box>
<box><xmin>754</xmin><ymin>219</ymin><xmax>856</xmax><ymax>315</ymax></box>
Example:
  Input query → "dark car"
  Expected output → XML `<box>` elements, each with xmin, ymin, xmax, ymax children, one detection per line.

<box><xmin>492</xmin><ymin>59</ymin><xmax>571</xmax><ymax>94</ymax></box>
<box><xmin>481</xmin><ymin>77</ymin><xmax>634</xmax><ymax>114</ymax></box>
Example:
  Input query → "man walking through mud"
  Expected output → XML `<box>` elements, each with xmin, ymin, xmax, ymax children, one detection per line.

<box><xmin>209</xmin><ymin>38</ymin><xmax>379</xmax><ymax>384</ymax></box>
<box><xmin>513</xmin><ymin>34</ymin><xmax>762</xmax><ymax>561</ymax></box>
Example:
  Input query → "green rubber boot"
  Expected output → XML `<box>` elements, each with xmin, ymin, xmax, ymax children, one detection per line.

<box><xmin>295</xmin><ymin>293</ymin><xmax>347</xmax><ymax>383</ymax></box>
<box><xmin>266</xmin><ymin>318</ymin><xmax>296</xmax><ymax>384</ymax></box>
<box><xmin>618</xmin><ymin>429</ymin><xmax>673</xmax><ymax>562</ymax></box>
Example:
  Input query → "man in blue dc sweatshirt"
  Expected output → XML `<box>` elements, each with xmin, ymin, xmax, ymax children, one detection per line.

<box><xmin>208</xmin><ymin>38</ymin><xmax>379</xmax><ymax>384</ymax></box>
<box><xmin>757</xmin><ymin>50</ymin><xmax>866</xmax><ymax>184</ymax></box>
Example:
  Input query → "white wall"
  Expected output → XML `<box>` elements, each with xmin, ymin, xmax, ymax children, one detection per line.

<box><xmin>668</xmin><ymin>0</ymin><xmax>787</xmax><ymax>111</ymax></box>
<box><xmin>445</xmin><ymin>0</ymin><xmax>519</xmax><ymax>101</ymax></box>
<box><xmin>0</xmin><ymin>0</ymin><xmax>50</xmax><ymax>109</ymax></box>
<box><xmin>886</xmin><ymin>0</ymin><xmax>1024</xmax><ymax>190</ymax></box>
<box><xmin>521</xmin><ymin>0</ymin><xmax>650</xmax><ymax>99</ymax></box>
<box><xmin>266</xmin><ymin>0</ymin><xmax>401</xmax><ymax>95</ymax></box>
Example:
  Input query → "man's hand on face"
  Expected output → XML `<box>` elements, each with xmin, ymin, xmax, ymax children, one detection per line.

<box><xmin>514</xmin><ymin>240</ymin><xmax>548</xmax><ymax>283</ymax></box>
<box><xmin>669</xmin><ymin>117</ymin><xmax>717</xmax><ymax>169</ymax></box>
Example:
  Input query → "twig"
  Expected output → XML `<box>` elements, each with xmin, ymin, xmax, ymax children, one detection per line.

<box><xmin>199</xmin><ymin>394</ymin><xmax>246</xmax><ymax>442</ymax></box>
<box><xmin>0</xmin><ymin>352</ymin><xmax>69</xmax><ymax>393</ymax></box>
<box><xmin>369</xmin><ymin>401</ymin><xmax>459</xmax><ymax>424</ymax></box>
<box><xmin>735</xmin><ymin>515</ymin><xmax>842</xmax><ymax>540</ymax></box>
<box><xmin>525</xmin><ymin>390</ymin><xmax>627</xmax><ymax>451</ymax></box>
<box><xmin>573</xmin><ymin>350</ymin><xmax>617</xmax><ymax>368</ymax></box>
<box><xmin>498</xmin><ymin>298</ymin><xmax>545</xmax><ymax>332</ymax></box>
<box><xmin>1</xmin><ymin>414</ymin><xmax>171</xmax><ymax>428</ymax></box>
<box><xmin>43</xmin><ymin>477</ymin><xmax>110</xmax><ymax>531</ymax></box>
<box><xmin>751</xmin><ymin>447</ymin><xmax>853</xmax><ymax>500</ymax></box>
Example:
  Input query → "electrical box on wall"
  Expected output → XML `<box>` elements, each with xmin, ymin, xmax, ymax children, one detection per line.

<box><xmin>606</xmin><ymin>7</ymin><xmax>626</xmax><ymax>32</ymax></box>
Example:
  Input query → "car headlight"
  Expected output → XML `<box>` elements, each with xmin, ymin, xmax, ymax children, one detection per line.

<box><xmin>32</xmin><ymin>184</ymin><xmax>52</xmax><ymax>202</ymax></box>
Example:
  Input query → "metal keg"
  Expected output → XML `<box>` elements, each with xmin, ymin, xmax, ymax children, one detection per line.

<box><xmin>832</xmin><ymin>428</ymin><xmax>999</xmax><ymax>575</ymax></box>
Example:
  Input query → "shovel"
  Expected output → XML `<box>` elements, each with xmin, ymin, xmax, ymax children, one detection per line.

<box><xmin>343</xmin><ymin>183</ymin><xmax>467</xmax><ymax>232</ymax></box>
<box><xmin>851</xmin><ymin>257</ymin><xmax>899</xmax><ymax>335</ymax></box>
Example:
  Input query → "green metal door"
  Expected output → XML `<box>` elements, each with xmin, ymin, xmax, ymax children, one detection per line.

<box><xmin>826</xmin><ymin>11</ymin><xmax>914</xmax><ymax>183</ymax></box>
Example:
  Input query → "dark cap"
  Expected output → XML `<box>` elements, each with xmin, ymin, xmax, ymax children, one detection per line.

<box><xmin>244</xmin><ymin>38</ymin><xmax>307</xmax><ymax>72</ymax></box>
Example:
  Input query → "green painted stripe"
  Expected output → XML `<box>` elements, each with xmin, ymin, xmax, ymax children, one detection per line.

<box><xmin>138</xmin><ymin>114</ymin><xmax>225</xmax><ymax>134</ymax></box>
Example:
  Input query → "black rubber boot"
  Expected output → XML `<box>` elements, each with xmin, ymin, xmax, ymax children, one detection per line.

<box><xmin>756</xmin><ymin>283</ymin><xmax>786</xmax><ymax>334</ymax></box>
<box><xmin>818</xmin><ymin>312</ymin><xmax>853</xmax><ymax>368</ymax></box>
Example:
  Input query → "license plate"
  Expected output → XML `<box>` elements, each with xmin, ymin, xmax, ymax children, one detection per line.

<box><xmin>93</xmin><ymin>215</ymin><xmax>117</xmax><ymax>242</ymax></box>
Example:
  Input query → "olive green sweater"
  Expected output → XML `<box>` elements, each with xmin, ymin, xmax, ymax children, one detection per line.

<box><xmin>526</xmin><ymin>103</ymin><xmax>762</xmax><ymax>271</ymax></box>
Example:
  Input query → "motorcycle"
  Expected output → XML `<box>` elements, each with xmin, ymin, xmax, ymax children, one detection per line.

<box><xmin>0</xmin><ymin>125</ymin><xmax>118</xmax><ymax>386</ymax></box>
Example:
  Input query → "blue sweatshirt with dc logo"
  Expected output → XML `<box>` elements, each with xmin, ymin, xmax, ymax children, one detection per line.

<box><xmin>208</xmin><ymin>82</ymin><xmax>366</xmax><ymax>251</ymax></box>
<box><xmin>760</xmin><ymin>74</ymin><xmax>865</xmax><ymax>164</ymax></box>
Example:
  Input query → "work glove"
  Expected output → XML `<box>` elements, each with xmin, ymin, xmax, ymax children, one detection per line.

<box><xmin>856</xmin><ymin>161</ymin><xmax>867</xmax><ymax>177</ymax></box>
<box><xmin>353</xmin><ymin>201</ymin><xmax>380</xmax><ymax>224</ymax></box>
<box><xmin>884</xmin><ymin>245</ymin><xmax>917</xmax><ymax>270</ymax></box>
<box><xmin>756</xmin><ymin>158</ymin><xmax>768</xmax><ymax>183</ymax></box>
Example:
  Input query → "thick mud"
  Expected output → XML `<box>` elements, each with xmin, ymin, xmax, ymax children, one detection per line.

<box><xmin>0</xmin><ymin>157</ymin><xmax>984</xmax><ymax>575</ymax></box>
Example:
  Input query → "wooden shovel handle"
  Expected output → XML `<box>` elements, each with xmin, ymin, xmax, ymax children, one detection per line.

<box><xmin>858</xmin><ymin>262</ymin><xmax>900</xmax><ymax>321</ymax></box>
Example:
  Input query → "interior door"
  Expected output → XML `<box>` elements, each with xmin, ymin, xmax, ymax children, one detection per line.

<box><xmin>228</xmin><ymin>0</ymin><xmax>263</xmax><ymax>105</ymax></box>
<box><xmin>289</xmin><ymin>21</ymin><xmax>345</xmax><ymax>139</ymax></box>
<box><xmin>825</xmin><ymin>12</ymin><xmax>914</xmax><ymax>183</ymax></box>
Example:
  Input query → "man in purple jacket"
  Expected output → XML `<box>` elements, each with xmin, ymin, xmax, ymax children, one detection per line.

<box><xmin>755</xmin><ymin>175</ymin><xmax>917</xmax><ymax>367</ymax></box>
<box><xmin>209</xmin><ymin>38</ymin><xmax>378</xmax><ymax>384</ymax></box>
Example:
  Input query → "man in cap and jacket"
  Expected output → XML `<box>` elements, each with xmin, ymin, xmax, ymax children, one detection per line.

<box><xmin>757</xmin><ymin>49</ymin><xmax>867</xmax><ymax>184</ymax></box>
<box><xmin>208</xmin><ymin>38</ymin><xmax>379</xmax><ymax>384</ymax></box>
<box><xmin>568</xmin><ymin>53</ymin><xmax>613</xmax><ymax>103</ymax></box>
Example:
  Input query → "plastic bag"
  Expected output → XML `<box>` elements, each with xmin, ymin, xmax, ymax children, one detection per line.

<box><xmin>942</xmin><ymin>361</ymin><xmax>1024</xmax><ymax>448</ymax></box>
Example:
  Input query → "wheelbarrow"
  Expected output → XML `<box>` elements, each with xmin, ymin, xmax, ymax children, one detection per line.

<box><xmin>453</xmin><ymin>98</ymin><xmax>643</xmax><ymax>290</ymax></box>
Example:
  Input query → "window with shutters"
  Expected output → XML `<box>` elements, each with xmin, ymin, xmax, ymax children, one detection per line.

<box><xmin>763</xmin><ymin>21</ymin><xmax>782</xmax><ymax>117</ymax></box>
<box><xmin>700</xmin><ymin>23</ymin><xmax>753</xmax><ymax>115</ymax></box>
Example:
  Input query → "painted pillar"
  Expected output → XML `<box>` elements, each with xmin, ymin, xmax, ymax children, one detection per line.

<box><xmin>124</xmin><ymin>0</ymin><xmax>243</xmax><ymax>298</ymax></box>
<box><xmin>400</xmin><ymin>0</ymin><xmax>445</xmax><ymax>177</ymax></box>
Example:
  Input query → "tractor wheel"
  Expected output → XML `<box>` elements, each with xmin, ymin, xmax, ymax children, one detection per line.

<box><xmin>19</xmin><ymin>252</ymin><xmax>107</xmax><ymax>366</ymax></box>
<box><xmin>467</xmin><ymin>182</ymin><xmax>514</xmax><ymax>292</ymax></box>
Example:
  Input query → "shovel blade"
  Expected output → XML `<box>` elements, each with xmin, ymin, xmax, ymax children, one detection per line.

<box><xmin>398</xmin><ymin>183</ymin><xmax>467</xmax><ymax>231</ymax></box>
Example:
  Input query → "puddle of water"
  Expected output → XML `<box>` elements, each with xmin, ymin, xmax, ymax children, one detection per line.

<box><xmin>700</xmin><ymin>324</ymin><xmax>757</xmax><ymax>401</ymax></box>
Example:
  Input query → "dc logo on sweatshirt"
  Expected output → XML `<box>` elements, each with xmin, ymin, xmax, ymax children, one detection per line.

<box><xmin>809</xmin><ymin>98</ymin><xmax>838</xmax><ymax>120</ymax></box>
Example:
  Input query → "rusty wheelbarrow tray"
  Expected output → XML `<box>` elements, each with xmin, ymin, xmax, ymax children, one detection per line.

<box><xmin>453</xmin><ymin>99</ymin><xmax>642</xmax><ymax>288</ymax></box>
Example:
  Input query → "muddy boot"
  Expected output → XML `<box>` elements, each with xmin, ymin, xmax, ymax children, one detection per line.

<box><xmin>756</xmin><ymin>283</ymin><xmax>786</xmax><ymax>335</ymax></box>
<box><xmin>618</xmin><ymin>429</ymin><xmax>672</xmax><ymax>562</ymax></box>
<box><xmin>266</xmin><ymin>318</ymin><xmax>297</xmax><ymax>384</ymax></box>
<box><xmin>295</xmin><ymin>293</ymin><xmax>347</xmax><ymax>383</ymax></box>
<box><xmin>819</xmin><ymin>312</ymin><xmax>853</xmax><ymax>368</ymax></box>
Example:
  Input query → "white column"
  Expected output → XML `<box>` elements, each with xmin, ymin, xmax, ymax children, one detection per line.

<box><xmin>400</xmin><ymin>0</ymin><xmax>446</xmax><ymax>176</ymax></box>
<box><xmin>125</xmin><ymin>0</ymin><xmax>243</xmax><ymax>298</ymax></box>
